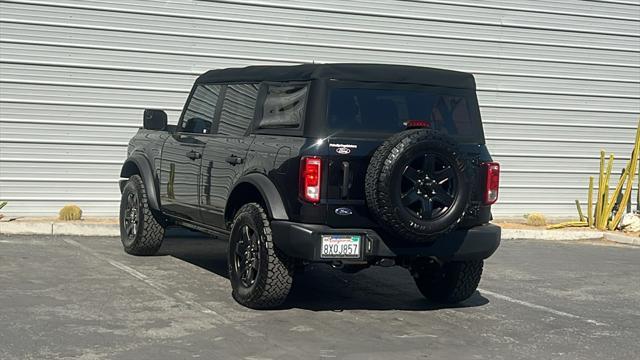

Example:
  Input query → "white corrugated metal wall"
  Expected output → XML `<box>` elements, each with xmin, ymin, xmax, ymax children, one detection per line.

<box><xmin>0</xmin><ymin>0</ymin><xmax>639</xmax><ymax>217</ymax></box>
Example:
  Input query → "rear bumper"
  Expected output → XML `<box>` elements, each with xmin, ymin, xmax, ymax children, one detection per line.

<box><xmin>270</xmin><ymin>221</ymin><xmax>501</xmax><ymax>262</ymax></box>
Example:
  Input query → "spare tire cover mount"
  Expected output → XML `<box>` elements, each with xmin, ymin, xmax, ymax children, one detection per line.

<box><xmin>397</xmin><ymin>151</ymin><xmax>459</xmax><ymax>221</ymax></box>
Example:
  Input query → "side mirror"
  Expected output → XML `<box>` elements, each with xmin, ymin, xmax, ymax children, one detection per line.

<box><xmin>143</xmin><ymin>109</ymin><xmax>167</xmax><ymax>130</ymax></box>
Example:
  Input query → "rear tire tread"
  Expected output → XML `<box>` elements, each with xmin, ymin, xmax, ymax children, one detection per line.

<box><xmin>230</xmin><ymin>203</ymin><xmax>293</xmax><ymax>309</ymax></box>
<box><xmin>415</xmin><ymin>260</ymin><xmax>483</xmax><ymax>304</ymax></box>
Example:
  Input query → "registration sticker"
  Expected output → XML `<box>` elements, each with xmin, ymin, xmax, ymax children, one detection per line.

<box><xmin>320</xmin><ymin>235</ymin><xmax>361</xmax><ymax>258</ymax></box>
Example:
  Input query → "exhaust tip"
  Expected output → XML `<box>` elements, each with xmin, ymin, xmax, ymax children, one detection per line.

<box><xmin>377</xmin><ymin>258</ymin><xmax>395</xmax><ymax>267</ymax></box>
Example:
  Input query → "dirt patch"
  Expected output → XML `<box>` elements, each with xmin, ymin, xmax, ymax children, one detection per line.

<box><xmin>494</xmin><ymin>221</ymin><xmax>639</xmax><ymax>237</ymax></box>
<box><xmin>493</xmin><ymin>221</ymin><xmax>597</xmax><ymax>232</ymax></box>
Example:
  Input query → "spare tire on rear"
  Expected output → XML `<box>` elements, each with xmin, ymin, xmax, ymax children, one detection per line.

<box><xmin>365</xmin><ymin>129</ymin><xmax>471</xmax><ymax>242</ymax></box>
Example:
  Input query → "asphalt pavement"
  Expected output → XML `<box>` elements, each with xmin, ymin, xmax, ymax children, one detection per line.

<box><xmin>1</xmin><ymin>230</ymin><xmax>638</xmax><ymax>360</ymax></box>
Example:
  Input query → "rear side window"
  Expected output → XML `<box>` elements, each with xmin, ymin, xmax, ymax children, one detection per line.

<box><xmin>327</xmin><ymin>86</ymin><xmax>483</xmax><ymax>141</ymax></box>
<box><xmin>180</xmin><ymin>84</ymin><xmax>222</xmax><ymax>134</ymax></box>
<box><xmin>217</xmin><ymin>83</ymin><xmax>260</xmax><ymax>137</ymax></box>
<box><xmin>258</xmin><ymin>84</ymin><xmax>308</xmax><ymax>128</ymax></box>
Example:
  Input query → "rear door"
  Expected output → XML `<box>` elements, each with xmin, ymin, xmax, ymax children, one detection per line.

<box><xmin>159</xmin><ymin>84</ymin><xmax>223</xmax><ymax>221</ymax></box>
<box><xmin>200</xmin><ymin>83</ymin><xmax>260</xmax><ymax>228</ymax></box>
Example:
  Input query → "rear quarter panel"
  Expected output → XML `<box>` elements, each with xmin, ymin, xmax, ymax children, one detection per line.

<box><xmin>247</xmin><ymin>134</ymin><xmax>307</xmax><ymax>221</ymax></box>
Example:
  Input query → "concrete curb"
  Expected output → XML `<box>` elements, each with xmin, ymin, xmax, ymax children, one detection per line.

<box><xmin>0</xmin><ymin>222</ymin><xmax>119</xmax><ymax>237</ymax></box>
<box><xmin>502</xmin><ymin>228</ymin><xmax>639</xmax><ymax>246</ymax></box>
<box><xmin>604</xmin><ymin>232</ymin><xmax>640</xmax><ymax>246</ymax></box>
<box><xmin>501</xmin><ymin>229</ymin><xmax>604</xmax><ymax>241</ymax></box>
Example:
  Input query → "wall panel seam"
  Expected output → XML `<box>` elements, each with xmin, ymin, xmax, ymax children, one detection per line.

<box><xmin>6</xmin><ymin>1</ymin><xmax>637</xmax><ymax>37</ymax></box>
<box><xmin>3</xmin><ymin>98</ymin><xmax>638</xmax><ymax>114</ymax></box>
<box><xmin>3</xmin><ymin>58</ymin><xmax>637</xmax><ymax>84</ymax></box>
<box><xmin>3</xmin><ymin>23</ymin><xmax>639</xmax><ymax>68</ymax></box>
<box><xmin>0</xmin><ymin>158</ymin><xmax>123</xmax><ymax>164</ymax></box>
<box><xmin>0</xmin><ymin>118</ymin><xmax>142</xmax><ymax>128</ymax></box>
<box><xmin>3</xmin><ymin>78</ymin><xmax>638</xmax><ymax>100</ymax></box>
<box><xmin>206</xmin><ymin>0</ymin><xmax>640</xmax><ymax>37</ymax></box>
<box><xmin>399</xmin><ymin>0</ymin><xmax>640</xmax><ymax>21</ymax></box>
<box><xmin>2</xmin><ymin>13</ymin><xmax>638</xmax><ymax>53</ymax></box>
<box><xmin>2</xmin><ymin>118</ymin><xmax>635</xmax><ymax>131</ymax></box>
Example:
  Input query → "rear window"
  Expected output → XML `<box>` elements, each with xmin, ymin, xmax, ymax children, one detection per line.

<box><xmin>327</xmin><ymin>85</ymin><xmax>483</xmax><ymax>141</ymax></box>
<box><xmin>259</xmin><ymin>83</ymin><xmax>308</xmax><ymax>129</ymax></box>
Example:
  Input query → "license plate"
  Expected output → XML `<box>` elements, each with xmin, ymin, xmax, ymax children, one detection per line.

<box><xmin>321</xmin><ymin>235</ymin><xmax>361</xmax><ymax>258</ymax></box>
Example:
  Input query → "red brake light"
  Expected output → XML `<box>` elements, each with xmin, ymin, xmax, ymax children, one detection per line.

<box><xmin>301</xmin><ymin>156</ymin><xmax>322</xmax><ymax>203</ymax></box>
<box><xmin>482</xmin><ymin>162</ymin><xmax>500</xmax><ymax>205</ymax></box>
<box><xmin>405</xmin><ymin>120</ymin><xmax>431</xmax><ymax>129</ymax></box>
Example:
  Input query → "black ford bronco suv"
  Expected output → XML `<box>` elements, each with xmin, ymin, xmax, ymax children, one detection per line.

<box><xmin>119</xmin><ymin>63</ymin><xmax>501</xmax><ymax>309</ymax></box>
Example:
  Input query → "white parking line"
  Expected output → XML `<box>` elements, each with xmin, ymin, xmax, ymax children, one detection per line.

<box><xmin>60</xmin><ymin>238</ymin><xmax>233</xmax><ymax>325</ymax></box>
<box><xmin>479</xmin><ymin>288</ymin><xmax>608</xmax><ymax>327</ymax></box>
<box><xmin>0</xmin><ymin>239</ymin><xmax>49</xmax><ymax>245</ymax></box>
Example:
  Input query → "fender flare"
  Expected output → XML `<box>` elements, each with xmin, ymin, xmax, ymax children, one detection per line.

<box><xmin>227</xmin><ymin>173</ymin><xmax>289</xmax><ymax>221</ymax></box>
<box><xmin>120</xmin><ymin>153</ymin><xmax>161</xmax><ymax>211</ymax></box>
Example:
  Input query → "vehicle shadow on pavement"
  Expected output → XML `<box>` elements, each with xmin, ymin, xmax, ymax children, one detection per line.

<box><xmin>158</xmin><ymin>228</ymin><xmax>489</xmax><ymax>312</ymax></box>
<box><xmin>284</xmin><ymin>269</ymin><xmax>489</xmax><ymax>311</ymax></box>
<box><xmin>157</xmin><ymin>228</ymin><xmax>230</xmax><ymax>278</ymax></box>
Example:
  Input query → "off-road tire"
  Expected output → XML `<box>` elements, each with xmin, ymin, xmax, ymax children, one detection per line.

<box><xmin>119</xmin><ymin>175</ymin><xmax>165</xmax><ymax>256</ymax></box>
<box><xmin>365</xmin><ymin>129</ymin><xmax>471</xmax><ymax>242</ymax></box>
<box><xmin>228</xmin><ymin>203</ymin><xmax>294</xmax><ymax>309</ymax></box>
<box><xmin>414</xmin><ymin>260</ymin><xmax>483</xmax><ymax>304</ymax></box>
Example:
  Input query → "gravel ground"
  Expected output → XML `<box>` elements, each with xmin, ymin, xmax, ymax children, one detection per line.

<box><xmin>0</xmin><ymin>230</ymin><xmax>638</xmax><ymax>360</ymax></box>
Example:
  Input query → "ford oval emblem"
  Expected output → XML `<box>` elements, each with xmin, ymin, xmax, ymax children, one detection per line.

<box><xmin>336</xmin><ymin>147</ymin><xmax>351</xmax><ymax>155</ymax></box>
<box><xmin>335</xmin><ymin>207</ymin><xmax>353</xmax><ymax>216</ymax></box>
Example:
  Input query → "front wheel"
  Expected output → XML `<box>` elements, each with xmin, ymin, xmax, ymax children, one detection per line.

<box><xmin>413</xmin><ymin>260</ymin><xmax>483</xmax><ymax>304</ymax></box>
<box><xmin>119</xmin><ymin>175</ymin><xmax>165</xmax><ymax>256</ymax></box>
<box><xmin>228</xmin><ymin>203</ymin><xmax>293</xmax><ymax>309</ymax></box>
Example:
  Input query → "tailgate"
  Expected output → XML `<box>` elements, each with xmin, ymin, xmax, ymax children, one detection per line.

<box><xmin>324</xmin><ymin>137</ymin><xmax>384</xmax><ymax>228</ymax></box>
<box><xmin>323</xmin><ymin>139</ymin><xmax>485</xmax><ymax>229</ymax></box>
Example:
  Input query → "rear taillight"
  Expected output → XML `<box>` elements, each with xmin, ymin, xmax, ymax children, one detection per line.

<box><xmin>405</xmin><ymin>120</ymin><xmax>431</xmax><ymax>129</ymax></box>
<box><xmin>300</xmin><ymin>156</ymin><xmax>322</xmax><ymax>203</ymax></box>
<box><xmin>482</xmin><ymin>162</ymin><xmax>500</xmax><ymax>205</ymax></box>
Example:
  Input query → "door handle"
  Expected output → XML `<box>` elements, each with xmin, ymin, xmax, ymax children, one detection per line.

<box><xmin>225</xmin><ymin>155</ymin><xmax>244</xmax><ymax>165</ymax></box>
<box><xmin>186</xmin><ymin>150</ymin><xmax>202</xmax><ymax>160</ymax></box>
<box><xmin>341</xmin><ymin>161</ymin><xmax>351</xmax><ymax>199</ymax></box>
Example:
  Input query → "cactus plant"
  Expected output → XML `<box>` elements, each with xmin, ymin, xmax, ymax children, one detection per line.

<box><xmin>525</xmin><ymin>212</ymin><xmax>547</xmax><ymax>227</ymax></box>
<box><xmin>0</xmin><ymin>201</ymin><xmax>6</xmax><ymax>220</ymax></box>
<box><xmin>59</xmin><ymin>204</ymin><xmax>83</xmax><ymax>221</ymax></box>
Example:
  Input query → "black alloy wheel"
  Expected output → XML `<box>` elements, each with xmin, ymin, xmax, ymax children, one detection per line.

<box><xmin>123</xmin><ymin>192</ymin><xmax>140</xmax><ymax>242</ymax></box>
<box><xmin>233</xmin><ymin>225</ymin><xmax>261</xmax><ymax>288</ymax></box>
<box><xmin>400</xmin><ymin>152</ymin><xmax>458</xmax><ymax>221</ymax></box>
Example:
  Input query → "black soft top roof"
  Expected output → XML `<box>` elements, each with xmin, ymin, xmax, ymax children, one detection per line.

<box><xmin>195</xmin><ymin>63</ymin><xmax>476</xmax><ymax>89</ymax></box>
